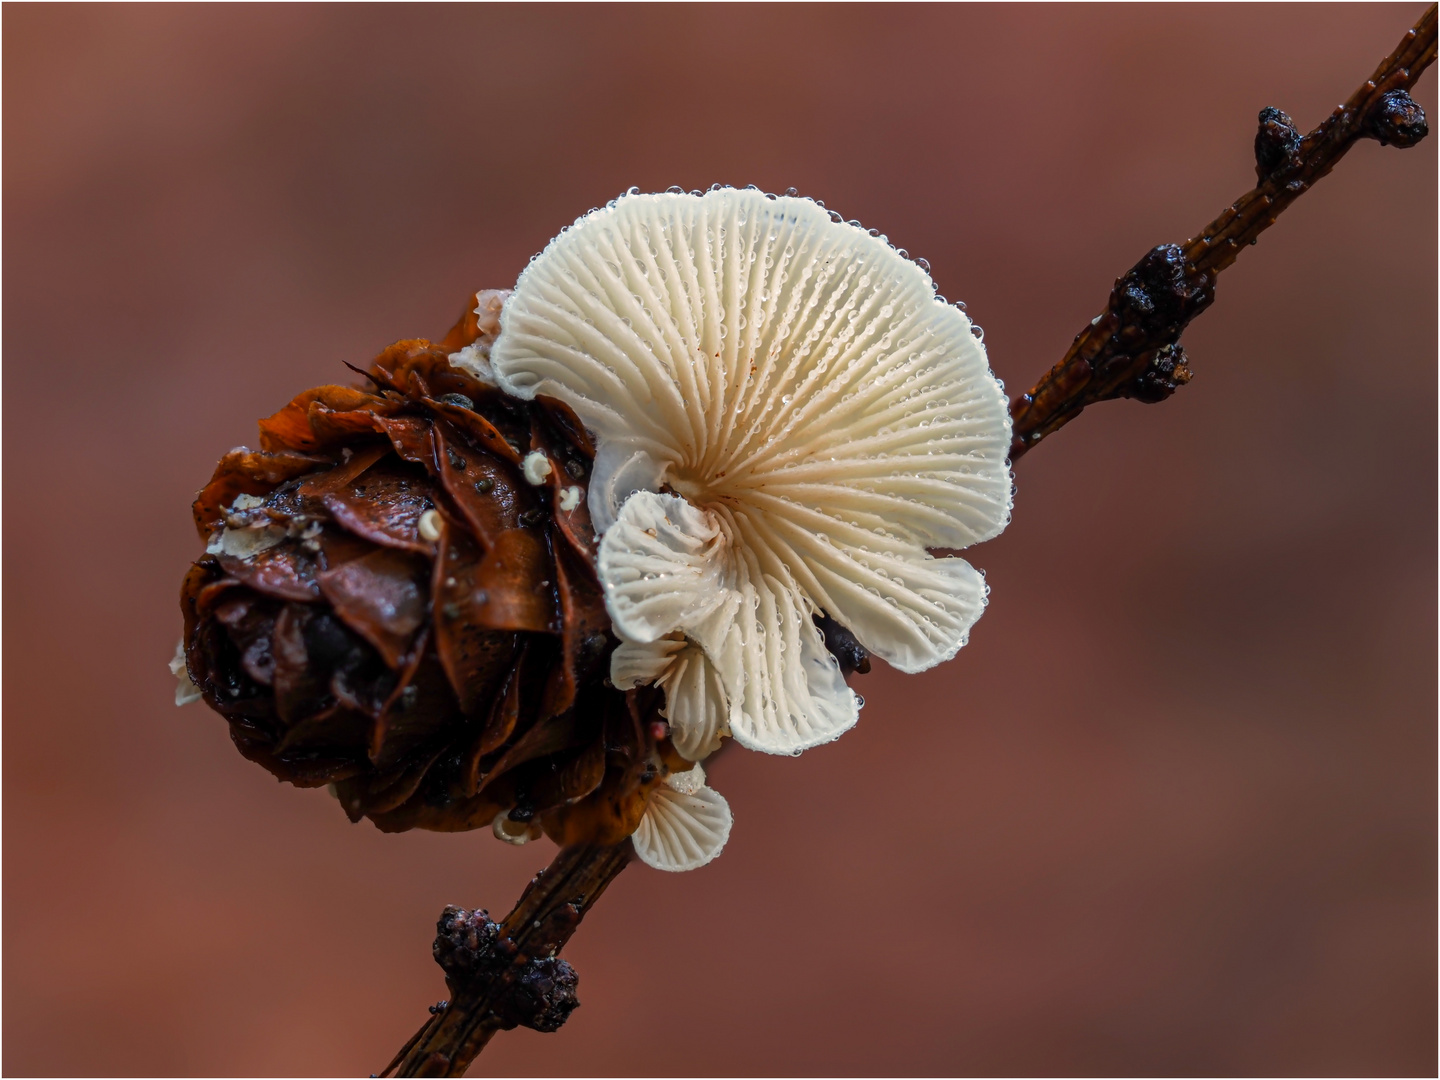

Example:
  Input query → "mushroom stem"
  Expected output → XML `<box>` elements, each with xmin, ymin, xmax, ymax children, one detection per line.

<box><xmin>382</xmin><ymin>842</ymin><xmax>632</xmax><ymax>1078</ymax></box>
<box><xmin>1009</xmin><ymin>3</ymin><xmax>1436</xmax><ymax>459</ymax></box>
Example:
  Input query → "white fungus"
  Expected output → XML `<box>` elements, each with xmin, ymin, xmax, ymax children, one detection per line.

<box><xmin>490</xmin><ymin>187</ymin><xmax>1013</xmax><ymax>869</ymax></box>
<box><xmin>170</xmin><ymin>640</ymin><xmax>202</xmax><ymax>706</ymax></box>
<box><xmin>491</xmin><ymin>811</ymin><xmax>543</xmax><ymax>845</ymax></box>
<box><xmin>612</xmin><ymin>632</ymin><xmax>728</xmax><ymax>761</ymax></box>
<box><xmin>399</xmin><ymin>187</ymin><xmax>1021</xmax><ymax>870</ymax></box>
<box><xmin>522</xmin><ymin>451</ymin><xmax>553</xmax><ymax>486</ymax></box>
<box><xmin>449</xmin><ymin>342</ymin><xmax>495</xmax><ymax>385</ymax></box>
<box><xmin>630</xmin><ymin>763</ymin><xmax>732</xmax><ymax>872</ymax></box>
<box><xmin>448</xmin><ymin>289</ymin><xmax>511</xmax><ymax>385</ymax></box>
<box><xmin>417</xmin><ymin>508</ymin><xmax>444</xmax><ymax>542</ymax></box>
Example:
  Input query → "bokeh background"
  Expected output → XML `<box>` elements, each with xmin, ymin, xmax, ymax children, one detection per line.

<box><xmin>5</xmin><ymin>4</ymin><xmax>1435</xmax><ymax>1075</ymax></box>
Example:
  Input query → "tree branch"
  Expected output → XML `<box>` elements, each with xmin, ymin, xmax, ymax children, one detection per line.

<box><xmin>1009</xmin><ymin>3</ymin><xmax>1435</xmax><ymax>459</ymax></box>
<box><xmin>380</xmin><ymin>8</ymin><xmax>1434</xmax><ymax>1076</ymax></box>
<box><xmin>383</xmin><ymin>843</ymin><xmax>632</xmax><ymax>1078</ymax></box>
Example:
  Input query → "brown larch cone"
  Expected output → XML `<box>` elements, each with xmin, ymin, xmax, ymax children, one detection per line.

<box><xmin>179</xmin><ymin>291</ymin><xmax>683</xmax><ymax>846</ymax></box>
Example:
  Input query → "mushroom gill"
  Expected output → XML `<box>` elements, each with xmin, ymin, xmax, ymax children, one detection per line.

<box><xmin>490</xmin><ymin>188</ymin><xmax>1014</xmax><ymax>763</ymax></box>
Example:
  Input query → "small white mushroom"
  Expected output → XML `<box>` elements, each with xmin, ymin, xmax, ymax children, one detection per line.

<box><xmin>448</xmin><ymin>288</ymin><xmax>512</xmax><ymax>385</ymax></box>
<box><xmin>663</xmin><ymin>761</ymin><xmax>707</xmax><ymax>796</ymax></box>
<box><xmin>600</xmin><ymin>490</ymin><xmax>856</xmax><ymax>755</ymax></box>
<box><xmin>492</xmin><ymin>811</ymin><xmax>543</xmax><ymax>845</ymax></box>
<box><xmin>169</xmin><ymin>640</ymin><xmax>202</xmax><ymax>706</ymax></box>
<box><xmin>598</xmin><ymin>492</ymin><xmax>732</xmax><ymax>643</ymax></box>
<box><xmin>522</xmin><ymin>451</ymin><xmax>553</xmax><ymax>486</ymax></box>
<box><xmin>610</xmin><ymin>633</ymin><xmax>686</xmax><ymax>686</ymax></box>
<box><xmin>449</xmin><ymin>341</ymin><xmax>495</xmax><ymax>385</ymax></box>
<box><xmin>631</xmin><ymin>764</ymin><xmax>732</xmax><ymax>872</ymax></box>
<box><xmin>611</xmin><ymin>634</ymin><xmax>728</xmax><ymax>761</ymax></box>
<box><xmin>417</xmin><ymin>508</ymin><xmax>443</xmax><ymax>542</ymax></box>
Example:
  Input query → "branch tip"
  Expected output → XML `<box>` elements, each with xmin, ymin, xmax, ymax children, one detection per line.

<box><xmin>1009</xmin><ymin>3</ymin><xmax>1436</xmax><ymax>461</ymax></box>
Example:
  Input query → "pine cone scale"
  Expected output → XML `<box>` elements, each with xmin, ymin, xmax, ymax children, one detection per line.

<box><xmin>473</xmin><ymin>647</ymin><xmax>528</xmax><ymax>762</ymax></box>
<box><xmin>432</xmin><ymin>529</ymin><xmax>524</xmax><ymax>714</ymax></box>
<box><xmin>272</xmin><ymin>604</ymin><xmax>338</xmax><ymax>724</ymax></box>
<box><xmin>426</xmin><ymin>399</ymin><xmax>525</xmax><ymax>467</ymax></box>
<box><xmin>215</xmin><ymin>545</ymin><xmax>320</xmax><ymax>603</ymax></box>
<box><xmin>373</xmin><ymin>413</ymin><xmax>438</xmax><ymax>468</ymax></box>
<box><xmin>193</xmin><ymin>448</ymin><xmax>329</xmax><ymax>538</ymax></box>
<box><xmin>320</xmin><ymin>457</ymin><xmax>439</xmax><ymax>555</ymax></box>
<box><xmin>368</xmin><ymin>636</ymin><xmax>460</xmax><ymax>770</ymax></box>
<box><xmin>551</xmin><ymin>546</ymin><xmax>609</xmax><ymax>712</ymax></box>
<box><xmin>314</xmin><ymin>547</ymin><xmax>428</xmax><ymax>668</ymax></box>
<box><xmin>432</xmin><ymin>421</ymin><xmax>533</xmax><ymax>546</ymax></box>
<box><xmin>257</xmin><ymin>385</ymin><xmax>388</xmax><ymax>453</ymax></box>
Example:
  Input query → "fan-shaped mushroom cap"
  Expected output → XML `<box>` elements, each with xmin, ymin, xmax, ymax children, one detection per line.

<box><xmin>601</xmin><ymin>490</ymin><xmax>858</xmax><ymax>755</ymax></box>
<box><xmin>492</xmin><ymin>188</ymin><xmax>1012</xmax><ymax>755</ymax></box>
<box><xmin>631</xmin><ymin>764</ymin><xmax>732</xmax><ymax>872</ymax></box>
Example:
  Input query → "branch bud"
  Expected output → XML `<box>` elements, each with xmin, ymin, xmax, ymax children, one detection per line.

<box><xmin>494</xmin><ymin>957</ymin><xmax>580</xmax><ymax>1033</ymax></box>
<box><xmin>1254</xmin><ymin>107</ymin><xmax>1301</xmax><ymax>179</ymax></box>
<box><xmin>1366</xmin><ymin>88</ymin><xmax>1428</xmax><ymax>147</ymax></box>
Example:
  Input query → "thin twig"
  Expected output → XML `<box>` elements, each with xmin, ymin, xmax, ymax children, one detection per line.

<box><xmin>386</xmin><ymin>843</ymin><xmax>631</xmax><ymax>1078</ymax></box>
<box><xmin>380</xmin><ymin>9</ymin><xmax>1434</xmax><ymax>1076</ymax></box>
<box><xmin>1009</xmin><ymin>4</ymin><xmax>1435</xmax><ymax>458</ymax></box>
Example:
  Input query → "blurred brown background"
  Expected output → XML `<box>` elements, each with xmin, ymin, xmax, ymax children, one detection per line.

<box><xmin>5</xmin><ymin>4</ymin><xmax>1435</xmax><ymax>1076</ymax></box>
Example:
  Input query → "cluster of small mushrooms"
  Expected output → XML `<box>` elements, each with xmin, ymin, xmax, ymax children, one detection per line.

<box><xmin>176</xmin><ymin>187</ymin><xmax>1014</xmax><ymax>871</ymax></box>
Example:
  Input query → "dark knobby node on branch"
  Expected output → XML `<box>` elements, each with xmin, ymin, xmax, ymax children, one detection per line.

<box><xmin>1008</xmin><ymin>244</ymin><xmax>1214</xmax><ymax>453</ymax></box>
<box><xmin>1255</xmin><ymin>107</ymin><xmax>1301</xmax><ymax>178</ymax></box>
<box><xmin>1082</xmin><ymin>246</ymin><xmax>1209</xmax><ymax>408</ymax></box>
<box><xmin>383</xmin><ymin>845</ymin><xmax>631</xmax><ymax>1076</ymax></box>
<box><xmin>1110</xmin><ymin>245</ymin><xmax>1215</xmax><ymax>349</ymax></box>
<box><xmin>1116</xmin><ymin>344</ymin><xmax>1194</xmax><ymax>404</ymax></box>
<box><xmin>1100</xmin><ymin>246</ymin><xmax>1212</xmax><ymax>405</ymax></box>
<box><xmin>493</xmin><ymin>958</ymin><xmax>580</xmax><ymax>1033</ymax></box>
<box><xmin>430</xmin><ymin>906</ymin><xmax>581</xmax><ymax>1034</ymax></box>
<box><xmin>1366</xmin><ymin>88</ymin><xmax>1429</xmax><ymax>146</ymax></box>
<box><xmin>434</xmin><ymin>907</ymin><xmax>503</xmax><ymax>984</ymax></box>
